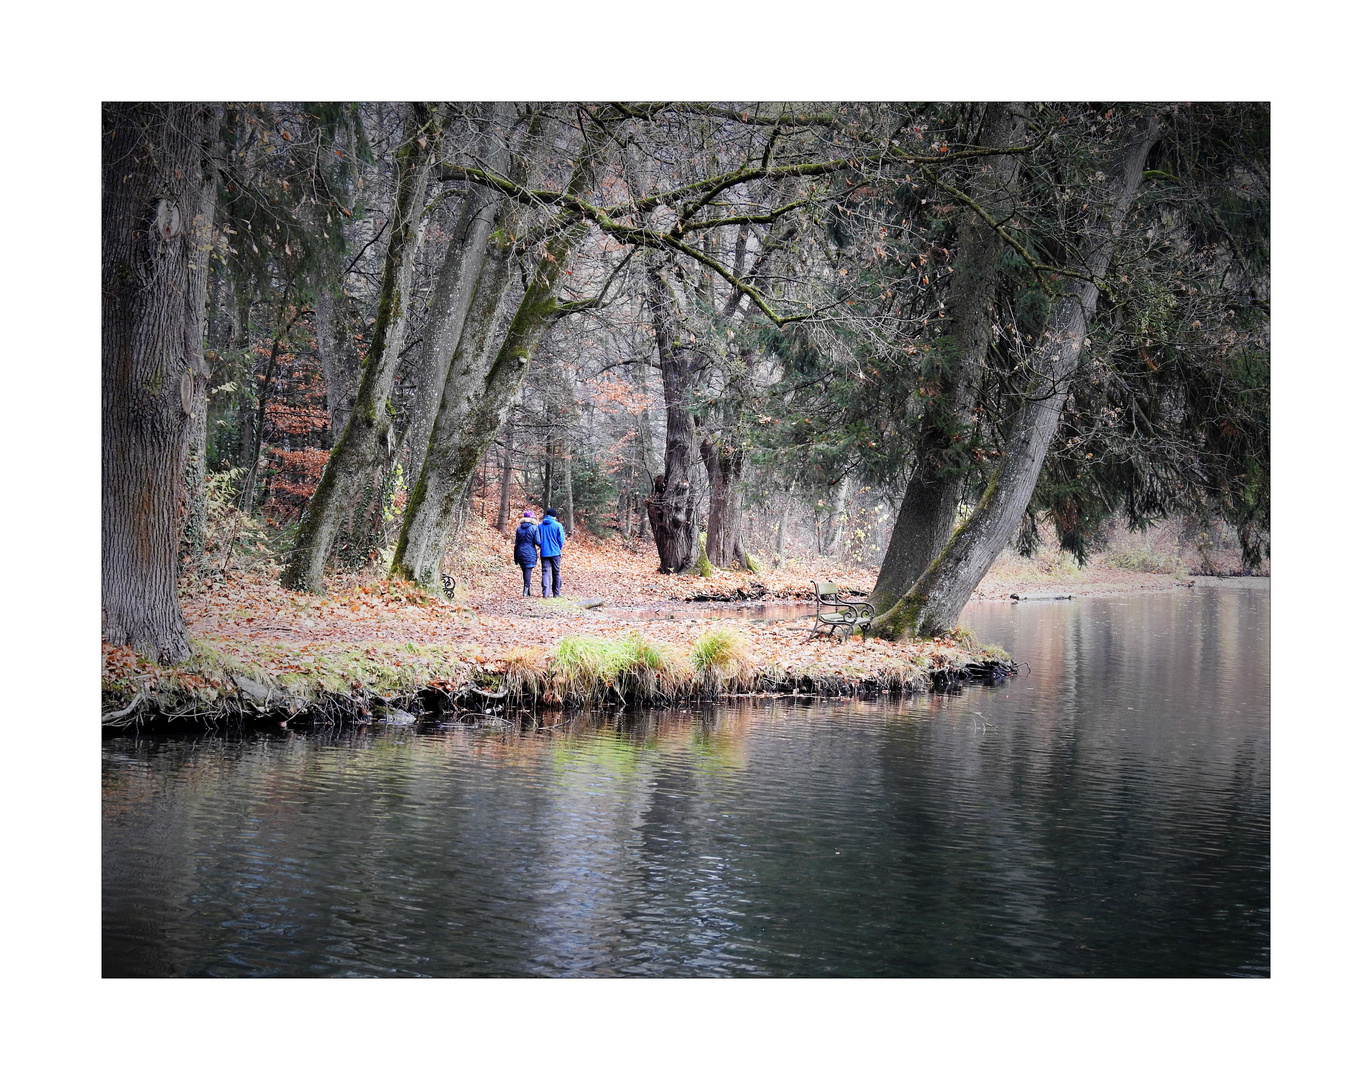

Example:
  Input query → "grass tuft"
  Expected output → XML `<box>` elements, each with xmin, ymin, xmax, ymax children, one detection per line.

<box><xmin>690</xmin><ymin>625</ymin><xmax>751</xmax><ymax>692</ymax></box>
<box><xmin>503</xmin><ymin>646</ymin><xmax>544</xmax><ymax>701</ymax></box>
<box><xmin>549</xmin><ymin>632</ymin><xmax>693</xmax><ymax>704</ymax></box>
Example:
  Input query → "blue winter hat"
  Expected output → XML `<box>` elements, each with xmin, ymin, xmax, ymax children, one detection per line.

<box><xmin>545</xmin><ymin>508</ymin><xmax>558</xmax><ymax>518</ymax></box>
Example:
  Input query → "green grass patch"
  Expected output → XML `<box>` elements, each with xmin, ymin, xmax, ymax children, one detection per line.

<box><xmin>690</xmin><ymin>625</ymin><xmax>751</xmax><ymax>691</ymax></box>
<box><xmin>550</xmin><ymin>631</ymin><xmax>692</xmax><ymax>704</ymax></box>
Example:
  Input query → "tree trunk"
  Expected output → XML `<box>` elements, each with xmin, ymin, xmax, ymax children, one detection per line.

<box><xmin>239</xmin><ymin>307</ymin><xmax>300</xmax><ymax>515</ymax></box>
<box><xmin>102</xmin><ymin>102</ymin><xmax>217</xmax><ymax>662</ymax></box>
<box><xmin>618</xmin><ymin>465</ymin><xmax>634</xmax><ymax>539</ymax></box>
<box><xmin>869</xmin><ymin>103</ymin><xmax>1027</xmax><ymax>614</ymax></box>
<box><xmin>496</xmin><ymin>418</ymin><xmax>515</xmax><ymax>532</ymax></box>
<box><xmin>388</xmin><ymin>209</ymin><xmax>522</xmax><ymax>586</ymax></box>
<box><xmin>564</xmin><ymin>439</ymin><xmax>574</xmax><ymax>539</ymax></box>
<box><xmin>821</xmin><ymin>474</ymin><xmax>852</xmax><ymax>557</ymax></box>
<box><xmin>302</xmin><ymin>107</ymin><xmax>364</xmax><ymax>444</ymax></box>
<box><xmin>181</xmin><ymin>356</ymin><xmax>211</xmax><ymax>574</ymax></box>
<box><xmin>700</xmin><ymin>432</ymin><xmax>749</xmax><ymax>569</ymax></box>
<box><xmin>312</xmin><ymin>264</ymin><xmax>359</xmax><ymax>445</ymax></box>
<box><xmin>873</xmin><ymin>113</ymin><xmax>1162</xmax><ymax>639</ymax></box>
<box><xmin>390</xmin><ymin>233</ymin><xmax>585</xmax><ymax>589</ymax></box>
<box><xmin>281</xmin><ymin>104</ymin><xmax>439</xmax><ymax>593</ymax></box>
<box><xmin>644</xmin><ymin>270</ymin><xmax>698</xmax><ymax>572</ymax></box>
<box><xmin>309</xmin><ymin>200</ymin><xmax>360</xmax><ymax>444</ymax></box>
<box><xmin>542</xmin><ymin>416</ymin><xmax>554</xmax><ymax>510</ymax></box>
<box><xmin>401</xmin><ymin>103</ymin><xmax>515</xmax><ymax>465</ymax></box>
<box><xmin>632</xmin><ymin>357</ymin><xmax>654</xmax><ymax>540</ymax></box>
<box><xmin>390</xmin><ymin>131</ymin><xmax>602</xmax><ymax>591</ymax></box>
<box><xmin>775</xmin><ymin>481</ymin><xmax>794</xmax><ymax>559</ymax></box>
<box><xmin>232</xmin><ymin>295</ymin><xmax>255</xmax><ymax>470</ymax></box>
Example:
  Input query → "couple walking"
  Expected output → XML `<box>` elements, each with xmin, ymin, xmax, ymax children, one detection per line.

<box><xmin>513</xmin><ymin>509</ymin><xmax>567</xmax><ymax>598</ymax></box>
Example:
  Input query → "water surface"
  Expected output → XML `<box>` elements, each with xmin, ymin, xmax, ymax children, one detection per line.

<box><xmin>103</xmin><ymin>581</ymin><xmax>1269</xmax><ymax>977</ymax></box>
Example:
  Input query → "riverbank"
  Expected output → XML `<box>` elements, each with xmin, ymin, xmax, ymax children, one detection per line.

<box><xmin>102</xmin><ymin>524</ymin><xmax>1227</xmax><ymax>730</ymax></box>
<box><xmin>101</xmin><ymin>612</ymin><xmax>1012</xmax><ymax>730</ymax></box>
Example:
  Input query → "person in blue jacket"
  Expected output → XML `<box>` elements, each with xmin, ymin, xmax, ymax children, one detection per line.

<box><xmin>536</xmin><ymin>508</ymin><xmax>567</xmax><ymax>598</ymax></box>
<box><xmin>512</xmin><ymin>510</ymin><xmax>541</xmax><ymax>596</ymax></box>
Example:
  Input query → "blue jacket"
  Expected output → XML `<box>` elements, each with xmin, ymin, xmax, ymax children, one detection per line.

<box><xmin>536</xmin><ymin>515</ymin><xmax>566</xmax><ymax>557</ymax></box>
<box><xmin>513</xmin><ymin>521</ymin><xmax>540</xmax><ymax>567</ymax></box>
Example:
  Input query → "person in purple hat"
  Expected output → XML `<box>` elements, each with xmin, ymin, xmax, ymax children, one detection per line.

<box><xmin>512</xmin><ymin>511</ymin><xmax>541</xmax><ymax>597</ymax></box>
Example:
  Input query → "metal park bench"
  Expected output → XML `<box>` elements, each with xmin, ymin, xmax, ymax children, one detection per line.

<box><xmin>808</xmin><ymin>580</ymin><xmax>875</xmax><ymax>641</ymax></box>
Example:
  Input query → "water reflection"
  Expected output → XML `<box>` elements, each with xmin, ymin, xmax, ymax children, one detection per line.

<box><xmin>103</xmin><ymin>583</ymin><xmax>1268</xmax><ymax>977</ymax></box>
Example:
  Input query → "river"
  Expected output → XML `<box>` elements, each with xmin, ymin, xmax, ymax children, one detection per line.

<box><xmin>102</xmin><ymin>580</ymin><xmax>1269</xmax><ymax>977</ymax></box>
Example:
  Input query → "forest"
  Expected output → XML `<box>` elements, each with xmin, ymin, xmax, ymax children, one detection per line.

<box><xmin>102</xmin><ymin>101</ymin><xmax>1269</xmax><ymax>684</ymax></box>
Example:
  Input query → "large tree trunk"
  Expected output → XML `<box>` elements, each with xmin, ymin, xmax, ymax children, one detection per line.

<box><xmin>869</xmin><ymin>103</ymin><xmax>1027</xmax><ymax>614</ymax></box>
<box><xmin>390</xmin><ymin>232</ymin><xmax>585</xmax><ymax>589</ymax></box>
<box><xmin>401</xmin><ymin>102</ymin><xmax>515</xmax><ymax>465</ymax></box>
<box><xmin>873</xmin><ymin>113</ymin><xmax>1163</xmax><ymax>639</ymax></box>
<box><xmin>390</xmin><ymin>132</ymin><xmax>601</xmax><ymax>591</ymax></box>
<box><xmin>644</xmin><ymin>270</ymin><xmax>698</xmax><ymax>572</ymax></box>
<box><xmin>388</xmin><ymin>211</ymin><xmax>522</xmax><ymax>586</ymax></box>
<box><xmin>281</xmin><ymin>104</ymin><xmax>439</xmax><ymax>593</ymax></box>
<box><xmin>102</xmin><ymin>102</ymin><xmax>217</xmax><ymax>662</ymax></box>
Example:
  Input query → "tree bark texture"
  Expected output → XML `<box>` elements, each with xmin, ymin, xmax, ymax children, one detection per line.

<box><xmin>281</xmin><ymin>104</ymin><xmax>439</xmax><ymax>592</ymax></box>
<box><xmin>869</xmin><ymin>103</ymin><xmax>1027</xmax><ymax>614</ymax></box>
<box><xmin>401</xmin><ymin>102</ymin><xmax>515</xmax><ymax>465</ymax></box>
<box><xmin>873</xmin><ymin>114</ymin><xmax>1163</xmax><ymax>639</ymax></box>
<box><xmin>103</xmin><ymin>102</ymin><xmax>217</xmax><ymax>662</ymax></box>
<box><xmin>644</xmin><ymin>270</ymin><xmax>699</xmax><ymax>573</ymax></box>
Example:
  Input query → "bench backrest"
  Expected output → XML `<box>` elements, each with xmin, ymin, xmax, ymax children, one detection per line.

<box><xmin>815</xmin><ymin>580</ymin><xmax>839</xmax><ymax>601</ymax></box>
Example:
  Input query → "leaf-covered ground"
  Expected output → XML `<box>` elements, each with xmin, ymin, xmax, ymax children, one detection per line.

<box><xmin>103</xmin><ymin>519</ymin><xmax>1191</xmax><ymax>720</ymax></box>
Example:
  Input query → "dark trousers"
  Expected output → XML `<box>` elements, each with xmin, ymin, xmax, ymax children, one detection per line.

<box><xmin>519</xmin><ymin>564</ymin><xmax>534</xmax><ymax>596</ymax></box>
<box><xmin>540</xmin><ymin>555</ymin><xmax>561</xmax><ymax>597</ymax></box>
